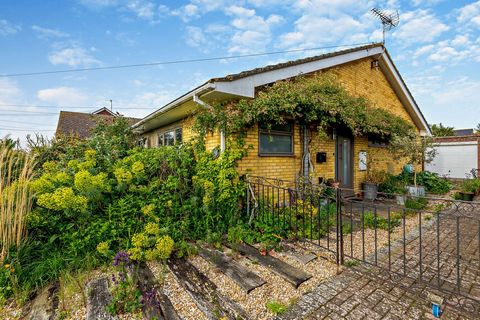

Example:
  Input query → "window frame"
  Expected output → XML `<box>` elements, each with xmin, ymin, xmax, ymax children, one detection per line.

<box><xmin>157</xmin><ymin>127</ymin><xmax>183</xmax><ymax>147</ymax></box>
<box><xmin>258</xmin><ymin>122</ymin><xmax>295</xmax><ymax>157</ymax></box>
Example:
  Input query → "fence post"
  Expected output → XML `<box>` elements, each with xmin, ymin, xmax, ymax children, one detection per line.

<box><xmin>336</xmin><ymin>188</ymin><xmax>344</xmax><ymax>265</ymax></box>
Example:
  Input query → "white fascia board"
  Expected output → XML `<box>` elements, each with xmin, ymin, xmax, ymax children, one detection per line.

<box><xmin>131</xmin><ymin>82</ymin><xmax>215</xmax><ymax>130</ymax></box>
<box><xmin>213</xmin><ymin>46</ymin><xmax>385</xmax><ymax>98</ymax></box>
<box><xmin>380</xmin><ymin>53</ymin><xmax>432</xmax><ymax>136</ymax></box>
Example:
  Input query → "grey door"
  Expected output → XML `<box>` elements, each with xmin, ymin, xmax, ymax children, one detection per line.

<box><xmin>336</xmin><ymin>135</ymin><xmax>353</xmax><ymax>189</ymax></box>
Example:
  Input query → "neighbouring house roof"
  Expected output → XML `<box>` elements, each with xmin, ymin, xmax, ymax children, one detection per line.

<box><xmin>132</xmin><ymin>43</ymin><xmax>431</xmax><ymax>136</ymax></box>
<box><xmin>92</xmin><ymin>107</ymin><xmax>117</xmax><ymax>116</ymax></box>
<box><xmin>56</xmin><ymin>110</ymin><xmax>140</xmax><ymax>139</ymax></box>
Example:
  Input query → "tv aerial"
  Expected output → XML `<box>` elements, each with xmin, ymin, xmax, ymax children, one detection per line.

<box><xmin>370</xmin><ymin>8</ymin><xmax>399</xmax><ymax>44</ymax></box>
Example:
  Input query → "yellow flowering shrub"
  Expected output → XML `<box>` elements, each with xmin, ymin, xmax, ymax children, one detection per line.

<box><xmin>42</xmin><ymin>161</ymin><xmax>56</xmax><ymax>173</ymax></box>
<box><xmin>127</xmin><ymin>223</ymin><xmax>174</xmax><ymax>262</ymax></box>
<box><xmin>114</xmin><ymin>168</ymin><xmax>133</xmax><ymax>185</ymax></box>
<box><xmin>37</xmin><ymin>187</ymin><xmax>88</xmax><ymax>213</ymax></box>
<box><xmin>96</xmin><ymin>242</ymin><xmax>110</xmax><ymax>256</ymax></box>
<box><xmin>131</xmin><ymin>161</ymin><xmax>145</xmax><ymax>176</ymax></box>
<box><xmin>74</xmin><ymin>170</ymin><xmax>109</xmax><ymax>196</ymax></box>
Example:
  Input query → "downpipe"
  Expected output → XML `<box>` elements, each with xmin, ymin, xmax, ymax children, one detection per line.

<box><xmin>193</xmin><ymin>94</ymin><xmax>225</xmax><ymax>152</ymax></box>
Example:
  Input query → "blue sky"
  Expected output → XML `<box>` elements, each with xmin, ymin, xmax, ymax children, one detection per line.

<box><xmin>1</xmin><ymin>0</ymin><xmax>480</xmax><ymax>143</ymax></box>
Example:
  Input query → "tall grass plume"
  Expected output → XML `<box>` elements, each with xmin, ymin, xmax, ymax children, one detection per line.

<box><xmin>0</xmin><ymin>140</ymin><xmax>35</xmax><ymax>262</ymax></box>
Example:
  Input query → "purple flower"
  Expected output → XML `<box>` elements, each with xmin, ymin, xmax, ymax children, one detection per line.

<box><xmin>113</xmin><ymin>251</ymin><xmax>130</xmax><ymax>267</ymax></box>
<box><xmin>141</xmin><ymin>288</ymin><xmax>159</xmax><ymax>307</ymax></box>
<box><xmin>111</xmin><ymin>273</ymin><xmax>117</xmax><ymax>284</ymax></box>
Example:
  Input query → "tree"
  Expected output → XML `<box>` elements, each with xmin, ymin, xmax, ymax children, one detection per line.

<box><xmin>430</xmin><ymin>123</ymin><xmax>454</xmax><ymax>137</ymax></box>
<box><xmin>389</xmin><ymin>135</ymin><xmax>437</xmax><ymax>186</ymax></box>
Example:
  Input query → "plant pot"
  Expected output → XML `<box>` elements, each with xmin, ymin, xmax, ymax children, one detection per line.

<box><xmin>363</xmin><ymin>182</ymin><xmax>378</xmax><ymax>201</ymax></box>
<box><xmin>405</xmin><ymin>185</ymin><xmax>426</xmax><ymax>197</ymax></box>
<box><xmin>460</xmin><ymin>191</ymin><xmax>474</xmax><ymax>201</ymax></box>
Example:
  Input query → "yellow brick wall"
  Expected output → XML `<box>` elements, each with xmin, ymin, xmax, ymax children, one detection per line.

<box><xmin>141</xmin><ymin>57</ymin><xmax>419</xmax><ymax>190</ymax></box>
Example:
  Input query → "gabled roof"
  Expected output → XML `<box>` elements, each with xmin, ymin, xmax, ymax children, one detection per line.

<box><xmin>56</xmin><ymin>111</ymin><xmax>140</xmax><ymax>139</ymax></box>
<box><xmin>133</xmin><ymin>43</ymin><xmax>431</xmax><ymax>135</ymax></box>
<box><xmin>92</xmin><ymin>107</ymin><xmax>117</xmax><ymax>116</ymax></box>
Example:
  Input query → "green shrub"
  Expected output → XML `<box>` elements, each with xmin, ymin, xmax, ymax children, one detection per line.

<box><xmin>405</xmin><ymin>197</ymin><xmax>428</xmax><ymax>211</ymax></box>
<box><xmin>415</xmin><ymin>171</ymin><xmax>452</xmax><ymax>194</ymax></box>
<box><xmin>459</xmin><ymin>179</ymin><xmax>480</xmax><ymax>193</ymax></box>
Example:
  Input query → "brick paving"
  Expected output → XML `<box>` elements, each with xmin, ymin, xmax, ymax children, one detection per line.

<box><xmin>279</xmin><ymin>207</ymin><xmax>480</xmax><ymax>319</ymax></box>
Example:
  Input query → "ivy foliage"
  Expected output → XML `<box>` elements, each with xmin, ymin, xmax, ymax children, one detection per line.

<box><xmin>194</xmin><ymin>74</ymin><xmax>415</xmax><ymax>140</ymax></box>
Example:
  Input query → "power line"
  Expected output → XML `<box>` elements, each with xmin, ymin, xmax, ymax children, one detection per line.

<box><xmin>0</xmin><ymin>104</ymin><xmax>156</xmax><ymax>110</ymax></box>
<box><xmin>0</xmin><ymin>42</ymin><xmax>374</xmax><ymax>78</ymax></box>
<box><xmin>0</xmin><ymin>119</ymin><xmax>56</xmax><ymax>126</ymax></box>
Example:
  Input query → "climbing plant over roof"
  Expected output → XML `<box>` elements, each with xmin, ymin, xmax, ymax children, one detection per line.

<box><xmin>194</xmin><ymin>73</ymin><xmax>416</xmax><ymax>140</ymax></box>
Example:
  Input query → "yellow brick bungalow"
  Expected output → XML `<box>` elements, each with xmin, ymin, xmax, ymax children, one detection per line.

<box><xmin>132</xmin><ymin>44</ymin><xmax>431</xmax><ymax>191</ymax></box>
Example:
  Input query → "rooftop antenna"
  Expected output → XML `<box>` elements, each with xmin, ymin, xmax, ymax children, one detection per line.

<box><xmin>370</xmin><ymin>8</ymin><xmax>399</xmax><ymax>44</ymax></box>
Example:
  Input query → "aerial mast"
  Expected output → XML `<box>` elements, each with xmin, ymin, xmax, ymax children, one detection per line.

<box><xmin>370</xmin><ymin>8</ymin><xmax>400</xmax><ymax>44</ymax></box>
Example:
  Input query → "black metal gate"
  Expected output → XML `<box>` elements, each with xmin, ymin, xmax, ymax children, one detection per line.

<box><xmin>246</xmin><ymin>176</ymin><xmax>480</xmax><ymax>314</ymax></box>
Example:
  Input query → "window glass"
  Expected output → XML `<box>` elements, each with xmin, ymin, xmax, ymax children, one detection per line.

<box><xmin>259</xmin><ymin>122</ymin><xmax>293</xmax><ymax>155</ymax></box>
<box><xmin>259</xmin><ymin>133</ymin><xmax>293</xmax><ymax>154</ymax></box>
<box><xmin>164</xmin><ymin>131</ymin><xmax>175</xmax><ymax>146</ymax></box>
<box><xmin>157</xmin><ymin>134</ymin><xmax>164</xmax><ymax>146</ymax></box>
<box><xmin>175</xmin><ymin>128</ymin><xmax>182</xmax><ymax>143</ymax></box>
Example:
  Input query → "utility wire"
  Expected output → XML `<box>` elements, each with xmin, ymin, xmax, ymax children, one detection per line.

<box><xmin>0</xmin><ymin>42</ymin><xmax>374</xmax><ymax>78</ymax></box>
<box><xmin>0</xmin><ymin>104</ymin><xmax>156</xmax><ymax>110</ymax></box>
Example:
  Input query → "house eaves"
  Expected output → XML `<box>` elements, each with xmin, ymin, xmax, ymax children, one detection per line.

<box><xmin>132</xmin><ymin>43</ymin><xmax>431</xmax><ymax>136</ymax></box>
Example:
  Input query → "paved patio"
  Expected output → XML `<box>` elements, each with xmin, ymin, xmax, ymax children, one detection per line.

<box><xmin>279</xmin><ymin>209</ymin><xmax>480</xmax><ymax>319</ymax></box>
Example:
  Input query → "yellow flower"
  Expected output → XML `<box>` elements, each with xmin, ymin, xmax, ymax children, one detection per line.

<box><xmin>42</xmin><ymin>161</ymin><xmax>56</xmax><ymax>173</ymax></box>
<box><xmin>141</xmin><ymin>204</ymin><xmax>155</xmax><ymax>215</ymax></box>
<box><xmin>131</xmin><ymin>233</ymin><xmax>148</xmax><ymax>248</ymax></box>
<box><xmin>96</xmin><ymin>242</ymin><xmax>110</xmax><ymax>255</ymax></box>
<box><xmin>145</xmin><ymin>222</ymin><xmax>160</xmax><ymax>235</ymax></box>
<box><xmin>128</xmin><ymin>247</ymin><xmax>142</xmax><ymax>260</ymax></box>
<box><xmin>114</xmin><ymin>168</ymin><xmax>133</xmax><ymax>184</ymax></box>
<box><xmin>131</xmin><ymin>161</ymin><xmax>145</xmax><ymax>175</ymax></box>
<box><xmin>4</xmin><ymin>264</ymin><xmax>10</xmax><ymax>269</ymax></box>
<box><xmin>155</xmin><ymin>235</ymin><xmax>174</xmax><ymax>260</ymax></box>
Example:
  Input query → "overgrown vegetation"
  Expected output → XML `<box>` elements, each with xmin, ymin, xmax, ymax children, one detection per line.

<box><xmin>0</xmin><ymin>118</ymin><xmax>246</xmax><ymax>306</ymax></box>
<box><xmin>379</xmin><ymin>171</ymin><xmax>452</xmax><ymax>195</ymax></box>
<box><xmin>195</xmin><ymin>74</ymin><xmax>415</xmax><ymax>141</ymax></box>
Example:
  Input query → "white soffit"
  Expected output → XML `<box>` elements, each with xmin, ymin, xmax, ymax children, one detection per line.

<box><xmin>213</xmin><ymin>46</ymin><xmax>385</xmax><ymax>98</ymax></box>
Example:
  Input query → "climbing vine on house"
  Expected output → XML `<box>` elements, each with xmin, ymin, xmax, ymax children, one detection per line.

<box><xmin>194</xmin><ymin>74</ymin><xmax>415</xmax><ymax>140</ymax></box>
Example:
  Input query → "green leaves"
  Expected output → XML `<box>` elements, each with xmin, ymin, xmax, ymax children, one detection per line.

<box><xmin>194</xmin><ymin>74</ymin><xmax>415</xmax><ymax>140</ymax></box>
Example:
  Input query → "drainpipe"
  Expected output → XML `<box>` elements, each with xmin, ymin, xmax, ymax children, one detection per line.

<box><xmin>193</xmin><ymin>94</ymin><xmax>226</xmax><ymax>153</ymax></box>
<box><xmin>302</xmin><ymin>124</ymin><xmax>310</xmax><ymax>179</ymax></box>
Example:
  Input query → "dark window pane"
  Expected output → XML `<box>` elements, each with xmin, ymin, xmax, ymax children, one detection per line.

<box><xmin>175</xmin><ymin>128</ymin><xmax>182</xmax><ymax>143</ymax></box>
<box><xmin>260</xmin><ymin>123</ymin><xmax>292</xmax><ymax>132</ymax></box>
<box><xmin>164</xmin><ymin>131</ymin><xmax>175</xmax><ymax>146</ymax></box>
<box><xmin>259</xmin><ymin>133</ymin><xmax>292</xmax><ymax>154</ymax></box>
<box><xmin>157</xmin><ymin>134</ymin><xmax>164</xmax><ymax>146</ymax></box>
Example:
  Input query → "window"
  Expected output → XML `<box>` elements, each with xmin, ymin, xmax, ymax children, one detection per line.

<box><xmin>368</xmin><ymin>137</ymin><xmax>389</xmax><ymax>148</ymax></box>
<box><xmin>259</xmin><ymin>122</ymin><xmax>294</xmax><ymax>155</ymax></box>
<box><xmin>137</xmin><ymin>137</ymin><xmax>147</xmax><ymax>148</ymax></box>
<box><xmin>157</xmin><ymin>127</ymin><xmax>183</xmax><ymax>146</ymax></box>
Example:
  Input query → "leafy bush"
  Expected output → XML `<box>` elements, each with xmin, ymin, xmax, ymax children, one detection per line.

<box><xmin>415</xmin><ymin>171</ymin><xmax>452</xmax><ymax>194</ymax></box>
<box><xmin>1</xmin><ymin>118</ymin><xmax>248</xmax><ymax>303</ymax></box>
<box><xmin>379</xmin><ymin>171</ymin><xmax>452</xmax><ymax>195</ymax></box>
<box><xmin>459</xmin><ymin>179</ymin><xmax>480</xmax><ymax>193</ymax></box>
<box><xmin>362</xmin><ymin>212</ymin><xmax>400</xmax><ymax>230</ymax></box>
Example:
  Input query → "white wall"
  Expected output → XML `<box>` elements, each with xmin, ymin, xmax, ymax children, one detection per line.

<box><xmin>426</xmin><ymin>142</ymin><xmax>478</xmax><ymax>179</ymax></box>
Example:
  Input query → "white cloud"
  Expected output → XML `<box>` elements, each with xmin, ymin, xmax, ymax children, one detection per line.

<box><xmin>0</xmin><ymin>79</ymin><xmax>22</xmax><ymax>105</ymax></box>
<box><xmin>0</xmin><ymin>19</ymin><xmax>20</xmax><ymax>36</ymax></box>
<box><xmin>277</xmin><ymin>0</ymin><xmax>375</xmax><ymax>49</ymax></box>
<box><xmin>224</xmin><ymin>5</ymin><xmax>284</xmax><ymax>54</ymax></box>
<box><xmin>171</xmin><ymin>4</ymin><xmax>199</xmax><ymax>22</ymax></box>
<box><xmin>48</xmin><ymin>46</ymin><xmax>100</xmax><ymax>67</ymax></box>
<box><xmin>411</xmin><ymin>0</ymin><xmax>442</xmax><ymax>6</ymax></box>
<box><xmin>32</xmin><ymin>25</ymin><xmax>69</xmax><ymax>39</ymax></box>
<box><xmin>393</xmin><ymin>10</ymin><xmax>449</xmax><ymax>43</ymax></box>
<box><xmin>185</xmin><ymin>26</ymin><xmax>207</xmax><ymax>47</ymax></box>
<box><xmin>457</xmin><ymin>1</ymin><xmax>480</xmax><ymax>26</ymax></box>
<box><xmin>37</xmin><ymin>87</ymin><xmax>88</xmax><ymax>105</ymax></box>
<box><xmin>126</xmin><ymin>0</ymin><xmax>156</xmax><ymax>20</ymax></box>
